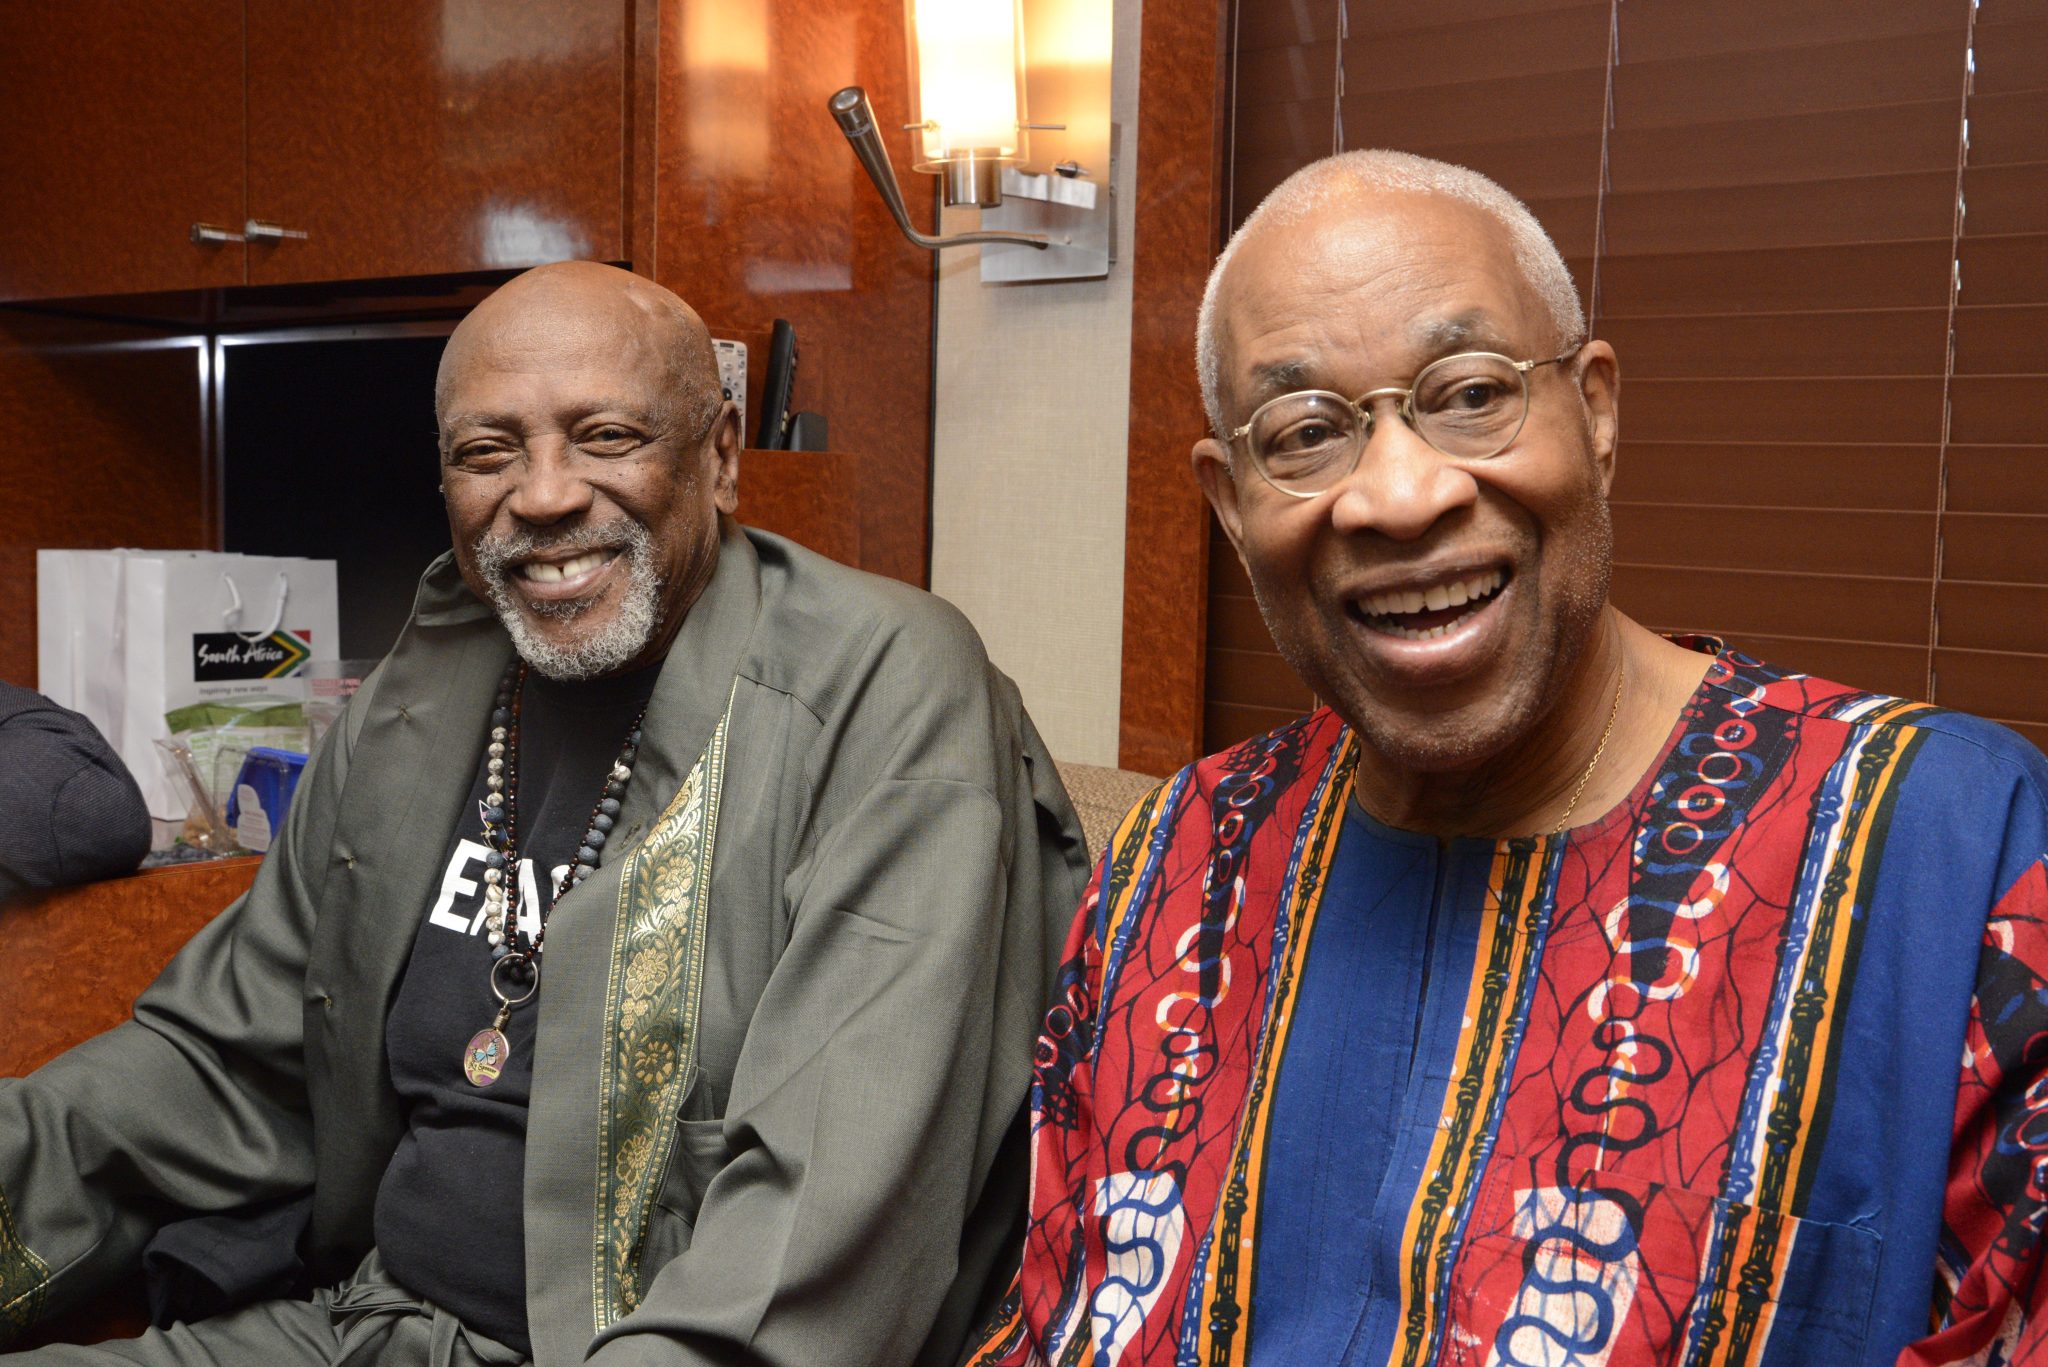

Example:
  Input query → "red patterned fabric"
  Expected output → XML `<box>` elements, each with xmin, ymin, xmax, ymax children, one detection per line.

<box><xmin>967</xmin><ymin>644</ymin><xmax>2048</xmax><ymax>1367</ymax></box>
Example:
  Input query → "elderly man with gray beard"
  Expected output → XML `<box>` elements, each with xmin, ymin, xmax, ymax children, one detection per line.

<box><xmin>0</xmin><ymin>262</ymin><xmax>1090</xmax><ymax>1367</ymax></box>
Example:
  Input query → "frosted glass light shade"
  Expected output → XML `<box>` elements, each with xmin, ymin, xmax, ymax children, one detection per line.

<box><xmin>905</xmin><ymin>0</ymin><xmax>1028</xmax><ymax>171</ymax></box>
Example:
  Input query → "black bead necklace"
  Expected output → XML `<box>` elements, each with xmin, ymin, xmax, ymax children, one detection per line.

<box><xmin>462</xmin><ymin>658</ymin><xmax>647</xmax><ymax>1087</ymax></box>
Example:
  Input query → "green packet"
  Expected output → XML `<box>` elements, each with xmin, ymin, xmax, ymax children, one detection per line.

<box><xmin>166</xmin><ymin>699</ymin><xmax>307</xmax><ymax>732</ymax></box>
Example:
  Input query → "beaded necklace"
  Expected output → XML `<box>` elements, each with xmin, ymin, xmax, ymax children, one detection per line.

<box><xmin>462</xmin><ymin>659</ymin><xmax>647</xmax><ymax>1087</ymax></box>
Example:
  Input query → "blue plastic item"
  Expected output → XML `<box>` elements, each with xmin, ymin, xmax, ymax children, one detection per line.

<box><xmin>224</xmin><ymin>746</ymin><xmax>309</xmax><ymax>853</ymax></box>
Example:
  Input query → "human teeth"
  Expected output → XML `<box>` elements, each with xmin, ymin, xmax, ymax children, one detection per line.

<box><xmin>1360</xmin><ymin>569</ymin><xmax>1503</xmax><ymax>619</ymax></box>
<box><xmin>1378</xmin><ymin>621</ymin><xmax>1458</xmax><ymax>642</ymax></box>
<box><xmin>521</xmin><ymin>550</ymin><xmax>610</xmax><ymax>583</ymax></box>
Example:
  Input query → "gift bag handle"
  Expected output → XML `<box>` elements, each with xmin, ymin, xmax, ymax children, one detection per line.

<box><xmin>220</xmin><ymin>570</ymin><xmax>290</xmax><ymax>641</ymax></box>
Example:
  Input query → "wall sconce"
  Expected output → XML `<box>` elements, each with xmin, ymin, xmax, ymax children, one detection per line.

<box><xmin>830</xmin><ymin>0</ymin><xmax>1114</xmax><ymax>283</ymax></box>
<box><xmin>905</xmin><ymin>0</ymin><xmax>1032</xmax><ymax>209</ymax></box>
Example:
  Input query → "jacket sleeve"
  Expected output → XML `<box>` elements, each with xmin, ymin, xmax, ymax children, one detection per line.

<box><xmin>0</xmin><ymin>688</ymin><xmax>363</xmax><ymax>1345</ymax></box>
<box><xmin>0</xmin><ymin>682</ymin><xmax>151</xmax><ymax>899</ymax></box>
<box><xmin>1897</xmin><ymin>762</ymin><xmax>2048</xmax><ymax>1367</ymax></box>
<box><xmin>587</xmin><ymin>599</ymin><xmax>1089</xmax><ymax>1367</ymax></box>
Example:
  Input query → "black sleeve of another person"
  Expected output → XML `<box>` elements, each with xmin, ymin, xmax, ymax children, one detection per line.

<box><xmin>0</xmin><ymin>680</ymin><xmax>152</xmax><ymax>902</ymax></box>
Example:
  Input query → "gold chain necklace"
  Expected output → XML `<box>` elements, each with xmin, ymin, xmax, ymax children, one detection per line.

<box><xmin>1551</xmin><ymin>659</ymin><xmax>1627</xmax><ymax>835</ymax></box>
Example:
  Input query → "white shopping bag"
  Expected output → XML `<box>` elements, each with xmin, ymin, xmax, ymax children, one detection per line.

<box><xmin>37</xmin><ymin>550</ymin><xmax>340</xmax><ymax>819</ymax></box>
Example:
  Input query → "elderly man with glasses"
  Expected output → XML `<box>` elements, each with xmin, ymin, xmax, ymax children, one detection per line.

<box><xmin>964</xmin><ymin>151</ymin><xmax>2048</xmax><ymax>1367</ymax></box>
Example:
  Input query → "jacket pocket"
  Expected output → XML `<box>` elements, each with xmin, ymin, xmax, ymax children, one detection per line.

<box><xmin>1442</xmin><ymin>1160</ymin><xmax>1881</xmax><ymax>1366</ymax></box>
<box><xmin>641</xmin><ymin>1118</ymin><xmax>731</xmax><ymax>1274</ymax></box>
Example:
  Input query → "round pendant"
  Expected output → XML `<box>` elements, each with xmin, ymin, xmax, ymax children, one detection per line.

<box><xmin>463</xmin><ymin>1027</ymin><xmax>510</xmax><ymax>1087</ymax></box>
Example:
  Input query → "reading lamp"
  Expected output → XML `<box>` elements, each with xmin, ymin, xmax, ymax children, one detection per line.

<box><xmin>830</xmin><ymin>0</ymin><xmax>1115</xmax><ymax>282</ymax></box>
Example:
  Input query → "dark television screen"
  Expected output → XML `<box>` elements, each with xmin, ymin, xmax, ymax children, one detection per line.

<box><xmin>220</xmin><ymin>330</ymin><xmax>454</xmax><ymax>662</ymax></box>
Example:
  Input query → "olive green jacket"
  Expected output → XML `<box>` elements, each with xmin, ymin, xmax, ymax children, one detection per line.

<box><xmin>0</xmin><ymin>523</ymin><xmax>1090</xmax><ymax>1366</ymax></box>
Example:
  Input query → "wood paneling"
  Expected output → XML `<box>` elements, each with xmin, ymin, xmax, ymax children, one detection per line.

<box><xmin>243</xmin><ymin>0</ymin><xmax>626</xmax><ymax>286</ymax></box>
<box><xmin>0</xmin><ymin>321</ymin><xmax>212</xmax><ymax>688</ymax></box>
<box><xmin>1116</xmin><ymin>0</ymin><xmax>1231</xmax><ymax>775</ymax></box>
<box><xmin>738</xmin><ymin>449</ymin><xmax>862</xmax><ymax>568</ymax></box>
<box><xmin>0</xmin><ymin>1</ymin><xmax>246</xmax><ymax>302</ymax></box>
<box><xmin>652</xmin><ymin>0</ymin><xmax>933</xmax><ymax>587</ymax></box>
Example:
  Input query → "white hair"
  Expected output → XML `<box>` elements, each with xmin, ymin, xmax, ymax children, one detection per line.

<box><xmin>1195</xmin><ymin>150</ymin><xmax>1586</xmax><ymax>437</ymax></box>
<box><xmin>474</xmin><ymin>520</ymin><xmax>665</xmax><ymax>681</ymax></box>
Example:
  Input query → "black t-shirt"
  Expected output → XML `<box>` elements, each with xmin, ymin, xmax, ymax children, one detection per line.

<box><xmin>374</xmin><ymin>662</ymin><xmax>659</xmax><ymax>1354</ymax></box>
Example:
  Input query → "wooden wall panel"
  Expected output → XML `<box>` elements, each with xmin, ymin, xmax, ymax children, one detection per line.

<box><xmin>0</xmin><ymin>321</ymin><xmax>211</xmax><ymax>688</ymax></box>
<box><xmin>1116</xmin><ymin>0</ymin><xmax>1231</xmax><ymax>776</ymax></box>
<box><xmin>652</xmin><ymin>0</ymin><xmax>934</xmax><ymax>587</ymax></box>
<box><xmin>738</xmin><ymin>449</ymin><xmax>862</xmax><ymax>568</ymax></box>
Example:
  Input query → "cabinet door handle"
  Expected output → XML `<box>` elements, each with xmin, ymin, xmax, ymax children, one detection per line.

<box><xmin>191</xmin><ymin>222</ymin><xmax>247</xmax><ymax>245</ymax></box>
<box><xmin>245</xmin><ymin>219</ymin><xmax>309</xmax><ymax>242</ymax></box>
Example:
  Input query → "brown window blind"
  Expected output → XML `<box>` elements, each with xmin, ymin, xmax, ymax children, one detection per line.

<box><xmin>1204</xmin><ymin>0</ymin><xmax>1347</xmax><ymax>749</ymax></box>
<box><xmin>1206</xmin><ymin>0</ymin><xmax>2045</xmax><ymax>756</ymax></box>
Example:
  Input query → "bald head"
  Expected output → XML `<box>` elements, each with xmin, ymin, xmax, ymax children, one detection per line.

<box><xmin>1197</xmin><ymin>151</ymin><xmax>1584</xmax><ymax>438</ymax></box>
<box><xmin>435</xmin><ymin>260</ymin><xmax>746</xmax><ymax>681</ymax></box>
<box><xmin>437</xmin><ymin>261</ymin><xmax>722</xmax><ymax>442</ymax></box>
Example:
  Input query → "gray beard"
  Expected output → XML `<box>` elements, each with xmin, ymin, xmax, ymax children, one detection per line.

<box><xmin>474</xmin><ymin>522</ymin><xmax>664</xmax><ymax>682</ymax></box>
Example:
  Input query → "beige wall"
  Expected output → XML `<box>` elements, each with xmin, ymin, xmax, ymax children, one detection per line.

<box><xmin>928</xmin><ymin>0</ymin><xmax>1141</xmax><ymax>767</ymax></box>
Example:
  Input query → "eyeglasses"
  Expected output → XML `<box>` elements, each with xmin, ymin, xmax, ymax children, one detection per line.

<box><xmin>1226</xmin><ymin>346</ymin><xmax>1583</xmax><ymax>498</ymax></box>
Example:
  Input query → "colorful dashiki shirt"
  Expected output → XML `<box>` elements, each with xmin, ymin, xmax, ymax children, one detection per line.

<box><xmin>966</xmin><ymin>639</ymin><xmax>2048</xmax><ymax>1367</ymax></box>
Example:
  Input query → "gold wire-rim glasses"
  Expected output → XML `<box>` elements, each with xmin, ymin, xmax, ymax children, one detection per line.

<box><xmin>1227</xmin><ymin>344</ymin><xmax>1585</xmax><ymax>498</ymax></box>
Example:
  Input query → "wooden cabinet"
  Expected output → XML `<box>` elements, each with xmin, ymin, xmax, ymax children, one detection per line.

<box><xmin>243</xmin><ymin>1</ymin><xmax>624</xmax><ymax>285</ymax></box>
<box><xmin>0</xmin><ymin>1</ymin><xmax>625</xmax><ymax>302</ymax></box>
<box><xmin>0</xmin><ymin>1</ymin><xmax>247</xmax><ymax>301</ymax></box>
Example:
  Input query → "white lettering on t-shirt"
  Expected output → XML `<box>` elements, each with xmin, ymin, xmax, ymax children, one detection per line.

<box><xmin>428</xmin><ymin>839</ymin><xmax>490</xmax><ymax>931</ymax></box>
<box><xmin>519</xmin><ymin>857</ymin><xmax>545</xmax><ymax>922</ymax></box>
<box><xmin>426</xmin><ymin>842</ymin><xmax>580</xmax><ymax>939</ymax></box>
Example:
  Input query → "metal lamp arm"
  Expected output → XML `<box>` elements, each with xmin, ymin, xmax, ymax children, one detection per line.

<box><xmin>829</xmin><ymin>87</ymin><xmax>1049</xmax><ymax>252</ymax></box>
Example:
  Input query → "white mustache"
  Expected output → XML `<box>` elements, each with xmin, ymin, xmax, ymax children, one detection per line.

<box><xmin>473</xmin><ymin>522</ymin><xmax>650</xmax><ymax>580</ymax></box>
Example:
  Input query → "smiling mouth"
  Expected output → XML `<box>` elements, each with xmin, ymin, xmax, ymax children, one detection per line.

<box><xmin>517</xmin><ymin>549</ymin><xmax>618</xmax><ymax>586</ymax></box>
<box><xmin>1351</xmin><ymin>568</ymin><xmax>1508</xmax><ymax>641</ymax></box>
